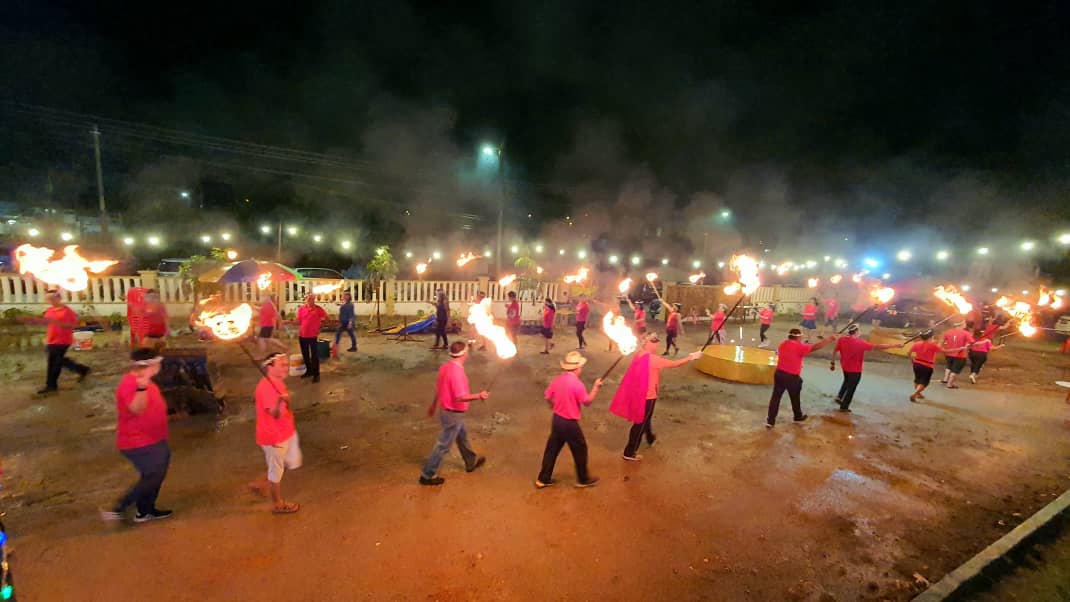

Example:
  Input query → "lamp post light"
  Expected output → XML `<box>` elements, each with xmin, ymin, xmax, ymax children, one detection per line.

<box><xmin>480</xmin><ymin>143</ymin><xmax>504</xmax><ymax>274</ymax></box>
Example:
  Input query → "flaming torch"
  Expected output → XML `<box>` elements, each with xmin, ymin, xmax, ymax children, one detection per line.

<box><xmin>904</xmin><ymin>285</ymin><xmax>973</xmax><ymax>345</ymax></box>
<box><xmin>467</xmin><ymin>297</ymin><xmax>517</xmax><ymax>359</ymax></box>
<box><xmin>829</xmin><ymin>274</ymin><xmax>843</xmax><ymax>284</ymax></box>
<box><xmin>688</xmin><ymin>271</ymin><xmax>706</xmax><ymax>284</ymax></box>
<box><xmin>600</xmin><ymin>311</ymin><xmax>640</xmax><ymax>379</ymax></box>
<box><xmin>995</xmin><ymin>296</ymin><xmax>1038</xmax><ymax>339</ymax></box>
<box><xmin>15</xmin><ymin>244</ymin><xmax>118</xmax><ymax>292</ymax></box>
<box><xmin>807</xmin><ymin>277</ymin><xmax>819</xmax><ymax>289</ymax></box>
<box><xmin>456</xmin><ymin>252</ymin><xmax>482</xmax><ymax>267</ymax></box>
<box><xmin>838</xmin><ymin>283</ymin><xmax>896</xmax><ymax>334</ymax></box>
<box><xmin>312</xmin><ymin>281</ymin><xmax>344</xmax><ymax>295</ymax></box>
<box><xmin>645</xmin><ymin>272</ymin><xmax>666</xmax><ymax>304</ymax></box>
<box><xmin>415</xmin><ymin>262</ymin><xmax>429</xmax><ymax>276</ymax></box>
<box><xmin>618</xmin><ymin>277</ymin><xmax>633</xmax><ymax>297</ymax></box>
<box><xmin>563</xmin><ymin>267</ymin><xmax>590</xmax><ymax>284</ymax></box>
<box><xmin>703</xmin><ymin>254</ymin><xmax>760</xmax><ymax>350</ymax></box>
<box><xmin>498</xmin><ymin>273</ymin><xmax>517</xmax><ymax>287</ymax></box>
<box><xmin>256</xmin><ymin>272</ymin><xmax>273</xmax><ymax>291</ymax></box>
<box><xmin>196</xmin><ymin>303</ymin><xmax>254</xmax><ymax>341</ymax></box>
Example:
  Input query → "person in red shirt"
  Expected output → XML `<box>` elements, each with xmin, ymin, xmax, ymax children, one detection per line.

<box><xmin>625</xmin><ymin>298</ymin><xmax>648</xmax><ymax>335</ymax></box>
<box><xmin>766</xmin><ymin>328</ymin><xmax>836</xmax><ymax>428</ymax></box>
<box><xmin>248</xmin><ymin>353</ymin><xmax>302</xmax><ymax>514</ymax></box>
<box><xmin>967</xmin><ymin>330</ymin><xmax>1004</xmax><ymax>384</ymax></box>
<box><xmin>611</xmin><ymin>333</ymin><xmax>701</xmax><ymax>461</ymax></box>
<box><xmin>574</xmin><ymin>295</ymin><xmax>591</xmax><ymax>349</ymax></box>
<box><xmin>663</xmin><ymin>303</ymin><xmax>683</xmax><ymax>356</ymax></box>
<box><xmin>758</xmin><ymin>304</ymin><xmax>775</xmax><ymax>348</ymax></box>
<box><xmin>292</xmin><ymin>293</ymin><xmax>327</xmax><ymax>383</ymax></box>
<box><xmin>535</xmin><ymin>351</ymin><xmax>605</xmax><ymax>489</ymax></box>
<box><xmin>540</xmin><ymin>297</ymin><xmax>557</xmax><ymax>354</ymax></box>
<box><xmin>143</xmin><ymin>289</ymin><xmax>169</xmax><ymax>350</ymax></box>
<box><xmin>505</xmin><ymin>291</ymin><xmax>521</xmax><ymax>348</ymax></box>
<box><xmin>420</xmin><ymin>342</ymin><xmax>489</xmax><ymax>485</ymax></box>
<box><xmin>256</xmin><ymin>293</ymin><xmax>286</xmax><ymax>355</ymax></box>
<box><xmin>33</xmin><ymin>290</ymin><xmax>90</xmax><ymax>395</ymax></box>
<box><xmin>831</xmin><ymin>324</ymin><xmax>900</xmax><ymax>412</ymax></box>
<box><xmin>823</xmin><ymin>297</ymin><xmax>840</xmax><ymax>336</ymax></box>
<box><xmin>800</xmin><ymin>298</ymin><xmax>819</xmax><ymax>343</ymax></box>
<box><xmin>101</xmin><ymin>348</ymin><xmax>172</xmax><ymax>523</ymax></box>
<box><xmin>940</xmin><ymin>323</ymin><xmax>974</xmax><ymax>389</ymax></box>
<box><xmin>706</xmin><ymin>304</ymin><xmax>728</xmax><ymax>345</ymax></box>
<box><xmin>908</xmin><ymin>330</ymin><xmax>942</xmax><ymax>402</ymax></box>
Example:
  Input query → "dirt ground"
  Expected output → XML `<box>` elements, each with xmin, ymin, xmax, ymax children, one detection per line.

<box><xmin>1</xmin><ymin>317</ymin><xmax>1070</xmax><ymax>601</ymax></box>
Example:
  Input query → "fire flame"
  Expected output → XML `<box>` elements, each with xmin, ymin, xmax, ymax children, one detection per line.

<box><xmin>256</xmin><ymin>272</ymin><xmax>273</xmax><ymax>291</ymax></box>
<box><xmin>563</xmin><ymin>268</ymin><xmax>589</xmax><ymax>284</ymax></box>
<box><xmin>830</xmin><ymin>274</ymin><xmax>843</xmax><ymax>284</ymax></box>
<box><xmin>1052</xmin><ymin>296</ymin><xmax>1065</xmax><ymax>311</ymax></box>
<box><xmin>415</xmin><ymin>262</ymin><xmax>428</xmax><ymax>275</ymax></box>
<box><xmin>15</xmin><ymin>244</ymin><xmax>118</xmax><ymax>292</ymax></box>
<box><xmin>807</xmin><ymin>277</ymin><xmax>819</xmax><ymax>289</ymax></box>
<box><xmin>723</xmin><ymin>254</ymin><xmax>760</xmax><ymax>296</ymax></box>
<box><xmin>536</xmin><ymin>266</ymin><xmax>544</xmax><ymax>275</ymax></box>
<box><xmin>618</xmin><ymin>278</ymin><xmax>633</xmax><ymax>295</ymax></box>
<box><xmin>870</xmin><ymin>286</ymin><xmax>895</xmax><ymax>305</ymax></box>
<box><xmin>996</xmin><ymin>296</ymin><xmax>1038</xmax><ymax>337</ymax></box>
<box><xmin>933</xmin><ymin>285</ymin><xmax>973</xmax><ymax>315</ymax></box>
<box><xmin>456</xmin><ymin>252</ymin><xmax>482</xmax><ymax>267</ymax></box>
<box><xmin>645</xmin><ymin>272</ymin><xmax>658</xmax><ymax>282</ymax></box>
<box><xmin>466</xmin><ymin>298</ymin><xmax>516</xmax><ymax>359</ymax></box>
<box><xmin>498</xmin><ymin>274</ymin><xmax>517</xmax><ymax>287</ymax></box>
<box><xmin>1037</xmin><ymin>288</ymin><xmax>1053</xmax><ymax>307</ymax></box>
<box><xmin>602</xmin><ymin>311</ymin><xmax>638</xmax><ymax>355</ymax></box>
<box><xmin>688</xmin><ymin>272</ymin><xmax>706</xmax><ymax>284</ymax></box>
<box><xmin>312</xmin><ymin>281</ymin><xmax>344</xmax><ymax>295</ymax></box>
<box><xmin>196</xmin><ymin>303</ymin><xmax>253</xmax><ymax>341</ymax></box>
<box><xmin>851</xmin><ymin>272</ymin><xmax>866</xmax><ymax>284</ymax></box>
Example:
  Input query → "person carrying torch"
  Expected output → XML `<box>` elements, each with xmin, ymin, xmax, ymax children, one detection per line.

<box><xmin>663</xmin><ymin>303</ymin><xmax>682</xmax><ymax>356</ymax></box>
<box><xmin>535</xmin><ymin>351</ymin><xmax>604</xmax><ymax>489</ymax></box>
<box><xmin>765</xmin><ymin>329</ymin><xmax>837</xmax><ymax>428</ymax></box>
<box><xmin>248</xmin><ymin>353</ymin><xmax>302</xmax><ymax>514</ymax></box>
<box><xmin>907</xmin><ymin>331</ymin><xmax>942</xmax><ymax>402</ymax></box>
<box><xmin>706</xmin><ymin>304</ymin><xmax>728</xmax><ymax>345</ymax></box>
<box><xmin>830</xmin><ymin>323</ymin><xmax>900</xmax><ymax>413</ymax></box>
<box><xmin>800</xmin><ymin>297</ymin><xmax>819</xmax><ymax>343</ymax></box>
<box><xmin>574</xmin><ymin>294</ymin><xmax>590</xmax><ymax>350</ymax></box>
<box><xmin>419</xmin><ymin>341</ymin><xmax>488</xmax><ymax>486</ymax></box>
<box><xmin>505</xmin><ymin>291</ymin><xmax>521</xmax><ymax>348</ymax></box>
<box><xmin>939</xmin><ymin>322</ymin><xmax>974</xmax><ymax>389</ymax></box>
<box><xmin>611</xmin><ymin>333</ymin><xmax>701</xmax><ymax>461</ymax></box>
<box><xmin>758</xmin><ymin>304</ymin><xmax>775</xmax><ymax>348</ymax></box>
<box><xmin>31</xmin><ymin>289</ymin><xmax>91</xmax><ymax>396</ymax></box>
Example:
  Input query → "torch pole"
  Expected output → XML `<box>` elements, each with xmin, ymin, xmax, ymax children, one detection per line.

<box><xmin>901</xmin><ymin>313</ymin><xmax>961</xmax><ymax>346</ymax></box>
<box><xmin>837</xmin><ymin>305</ymin><xmax>876</xmax><ymax>335</ymax></box>
<box><xmin>599</xmin><ymin>354</ymin><xmax>626</xmax><ymax>381</ymax></box>
<box><xmin>701</xmin><ymin>295</ymin><xmax>746</xmax><ymax>351</ymax></box>
<box><xmin>237</xmin><ymin>340</ymin><xmax>285</xmax><ymax>397</ymax></box>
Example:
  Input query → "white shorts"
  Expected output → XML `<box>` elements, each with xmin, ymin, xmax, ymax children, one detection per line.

<box><xmin>261</xmin><ymin>432</ymin><xmax>302</xmax><ymax>483</ymax></box>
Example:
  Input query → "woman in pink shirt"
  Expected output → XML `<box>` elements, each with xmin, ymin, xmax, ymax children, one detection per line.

<box><xmin>706</xmin><ymin>304</ymin><xmax>727</xmax><ymax>345</ymax></box>
<box><xmin>540</xmin><ymin>297</ymin><xmax>556</xmax><ymax>354</ymax></box>
<box><xmin>627</xmin><ymin>298</ymin><xmax>648</xmax><ymax>335</ymax></box>
<box><xmin>535</xmin><ymin>351</ymin><xmax>604</xmax><ymax>489</ymax></box>
<box><xmin>574</xmin><ymin>295</ymin><xmax>590</xmax><ymax>349</ymax></box>
<box><xmin>800</xmin><ymin>298</ymin><xmax>819</xmax><ymax>342</ymax></box>
<box><xmin>967</xmin><ymin>330</ymin><xmax>1004</xmax><ymax>384</ymax></box>
<box><xmin>505</xmin><ymin>291</ymin><xmax>521</xmax><ymax>347</ymax></box>
<box><xmin>101</xmin><ymin>349</ymin><xmax>172</xmax><ymax>523</ymax></box>
<box><xmin>248</xmin><ymin>353</ymin><xmax>302</xmax><ymax>513</ymax></box>
<box><xmin>758</xmin><ymin>304</ymin><xmax>774</xmax><ymax>348</ymax></box>
<box><xmin>257</xmin><ymin>293</ymin><xmax>287</xmax><ymax>355</ymax></box>
<box><xmin>663</xmin><ymin>303</ymin><xmax>683</xmax><ymax>356</ymax></box>
<box><xmin>611</xmin><ymin>333</ymin><xmax>700</xmax><ymax>461</ymax></box>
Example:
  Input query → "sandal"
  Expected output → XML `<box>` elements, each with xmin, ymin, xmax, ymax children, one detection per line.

<box><xmin>272</xmin><ymin>502</ymin><xmax>300</xmax><ymax>514</ymax></box>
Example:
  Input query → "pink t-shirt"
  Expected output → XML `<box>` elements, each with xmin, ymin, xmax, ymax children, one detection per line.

<box><xmin>575</xmin><ymin>302</ymin><xmax>590</xmax><ymax>323</ymax></box>
<box><xmin>759</xmin><ymin>308</ymin><xmax>774</xmax><ymax>325</ymax></box>
<box><xmin>297</xmin><ymin>304</ymin><xmax>327</xmax><ymax>338</ymax></box>
<box><xmin>255</xmin><ymin>377</ymin><xmax>295</xmax><ymax>446</ymax></box>
<box><xmin>436</xmin><ymin>360</ymin><xmax>471</xmax><ymax>412</ymax></box>
<box><xmin>910</xmin><ymin>341</ymin><xmax>941</xmax><ymax>368</ymax></box>
<box><xmin>802</xmin><ymin>304</ymin><xmax>817</xmax><ymax>320</ymax></box>
<box><xmin>941</xmin><ymin>328</ymin><xmax>974</xmax><ymax>359</ymax></box>
<box><xmin>115</xmin><ymin>373</ymin><xmax>169</xmax><ymax>450</ymax></box>
<box><xmin>776</xmin><ymin>339</ymin><xmax>814</xmax><ymax>375</ymax></box>
<box><xmin>544</xmin><ymin>371</ymin><xmax>590</xmax><ymax>420</ymax></box>
<box><xmin>542</xmin><ymin>306</ymin><xmax>556</xmax><ymax>329</ymax></box>
<box><xmin>666</xmin><ymin>312</ymin><xmax>681</xmax><ymax>332</ymax></box>
<box><xmin>259</xmin><ymin>301</ymin><xmax>277</xmax><ymax>328</ymax></box>
<box><xmin>971</xmin><ymin>339</ymin><xmax>993</xmax><ymax>353</ymax></box>
<box><xmin>506</xmin><ymin>301</ymin><xmax>521</xmax><ymax>327</ymax></box>
<box><xmin>45</xmin><ymin>305</ymin><xmax>77</xmax><ymax>345</ymax></box>
<box><xmin>646</xmin><ymin>353</ymin><xmax>676</xmax><ymax>399</ymax></box>
<box><xmin>710</xmin><ymin>311</ymin><xmax>726</xmax><ymax>331</ymax></box>
<box><xmin>825</xmin><ymin>299</ymin><xmax>839</xmax><ymax>319</ymax></box>
<box><xmin>835</xmin><ymin>336</ymin><xmax>875</xmax><ymax>373</ymax></box>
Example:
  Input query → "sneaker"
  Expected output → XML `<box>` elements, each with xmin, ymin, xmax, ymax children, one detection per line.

<box><xmin>765</xmin><ymin>421</ymin><xmax>774</xmax><ymax>429</ymax></box>
<box><xmin>465</xmin><ymin>457</ymin><xmax>486</xmax><ymax>473</ymax></box>
<box><xmin>946</xmin><ymin>384</ymin><xmax>959</xmax><ymax>389</ymax></box>
<box><xmin>133</xmin><ymin>509</ymin><xmax>173</xmax><ymax>523</ymax></box>
<box><xmin>909</xmin><ymin>394</ymin><xmax>918</xmax><ymax>403</ymax></box>
<box><xmin>534</xmin><ymin>479</ymin><xmax>555</xmax><ymax>489</ymax></box>
<box><xmin>419</xmin><ymin>476</ymin><xmax>445</xmax><ymax>486</ymax></box>
<box><xmin>101</xmin><ymin>510</ymin><xmax>124</xmax><ymax>521</ymax></box>
<box><xmin>312</xmin><ymin>375</ymin><xmax>320</xmax><ymax>383</ymax></box>
<box><xmin>969</xmin><ymin>374</ymin><xmax>977</xmax><ymax>384</ymax></box>
<box><xmin>347</xmin><ymin>348</ymin><xmax>357</xmax><ymax>352</ymax></box>
<box><xmin>647</xmin><ymin>435</ymin><xmax>657</xmax><ymax>447</ymax></box>
<box><xmin>621</xmin><ymin>454</ymin><xmax>642</xmax><ymax>462</ymax></box>
<box><xmin>575</xmin><ymin>477</ymin><xmax>600</xmax><ymax>488</ymax></box>
<box><xmin>833</xmin><ymin>396</ymin><xmax>842</xmax><ymax>404</ymax></box>
<box><xmin>838</xmin><ymin>407</ymin><xmax>852</xmax><ymax>413</ymax></box>
<box><xmin>78</xmin><ymin>367</ymin><xmax>91</xmax><ymax>383</ymax></box>
<box><xmin>36</xmin><ymin>387</ymin><xmax>57</xmax><ymax>396</ymax></box>
<box><xmin>793</xmin><ymin>414</ymin><xmax>808</xmax><ymax>423</ymax></box>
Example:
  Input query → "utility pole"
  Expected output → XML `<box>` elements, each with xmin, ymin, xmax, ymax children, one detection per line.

<box><xmin>276</xmin><ymin>222</ymin><xmax>283</xmax><ymax>261</ymax></box>
<box><xmin>91</xmin><ymin>125</ymin><xmax>108</xmax><ymax>234</ymax></box>
<box><xmin>495</xmin><ymin>146</ymin><xmax>504</xmax><ymax>275</ymax></box>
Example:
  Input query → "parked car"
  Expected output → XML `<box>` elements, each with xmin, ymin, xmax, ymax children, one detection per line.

<box><xmin>1055</xmin><ymin>314</ymin><xmax>1070</xmax><ymax>336</ymax></box>
<box><xmin>157</xmin><ymin>258</ymin><xmax>192</xmax><ymax>277</ymax></box>
<box><xmin>296</xmin><ymin>267</ymin><xmax>345</xmax><ymax>280</ymax></box>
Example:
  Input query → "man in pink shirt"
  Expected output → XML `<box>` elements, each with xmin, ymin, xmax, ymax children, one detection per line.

<box><xmin>505</xmin><ymin>291</ymin><xmax>521</xmax><ymax>347</ymax></box>
<box><xmin>574</xmin><ymin>295</ymin><xmax>590</xmax><ymax>349</ymax></box>
<box><xmin>420</xmin><ymin>342</ymin><xmax>489</xmax><ymax>485</ymax></box>
<box><xmin>663</xmin><ymin>303</ymin><xmax>683</xmax><ymax>356</ymax></box>
<box><xmin>535</xmin><ymin>351</ymin><xmax>604</xmax><ymax>489</ymax></box>
<box><xmin>800</xmin><ymin>298</ymin><xmax>819</xmax><ymax>343</ymax></box>
<box><xmin>248</xmin><ymin>353</ymin><xmax>301</xmax><ymax>514</ymax></box>
<box><xmin>758</xmin><ymin>304</ymin><xmax>774</xmax><ymax>348</ymax></box>
<box><xmin>823</xmin><ymin>297</ymin><xmax>840</xmax><ymax>336</ymax></box>
<box><xmin>540</xmin><ymin>297</ymin><xmax>556</xmax><ymax>354</ymax></box>
<box><xmin>766</xmin><ymin>328</ymin><xmax>836</xmax><ymax>428</ymax></box>
<box><xmin>611</xmin><ymin>333</ymin><xmax>701</xmax><ymax>461</ymax></box>
<box><xmin>831</xmin><ymin>324</ymin><xmax>899</xmax><ymax>412</ymax></box>
<box><xmin>257</xmin><ymin>293</ymin><xmax>286</xmax><ymax>355</ymax></box>
<box><xmin>706</xmin><ymin>304</ymin><xmax>727</xmax><ymax>345</ymax></box>
<box><xmin>32</xmin><ymin>290</ymin><xmax>90</xmax><ymax>395</ymax></box>
<box><xmin>101</xmin><ymin>349</ymin><xmax>172</xmax><ymax>523</ymax></box>
<box><xmin>294</xmin><ymin>293</ymin><xmax>327</xmax><ymax>383</ymax></box>
<box><xmin>940</xmin><ymin>323</ymin><xmax>974</xmax><ymax>389</ymax></box>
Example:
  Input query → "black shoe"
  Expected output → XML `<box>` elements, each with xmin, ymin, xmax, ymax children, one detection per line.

<box><xmin>764</xmin><ymin>421</ymin><xmax>774</xmax><ymax>429</ymax></box>
<box><xmin>78</xmin><ymin>367</ymin><xmax>91</xmax><ymax>382</ymax></box>
<box><xmin>133</xmin><ymin>509</ymin><xmax>173</xmax><ymax>523</ymax></box>
<box><xmin>466</xmin><ymin>456</ymin><xmax>486</xmax><ymax>473</ymax></box>
<box><xmin>793</xmin><ymin>414</ymin><xmax>808</xmax><ymax>423</ymax></box>
<box><xmin>838</xmin><ymin>407</ymin><xmax>852</xmax><ymax>413</ymax></box>
<box><xmin>347</xmin><ymin>348</ymin><xmax>357</xmax><ymax>352</ymax></box>
<box><xmin>36</xmin><ymin>387</ymin><xmax>57</xmax><ymax>396</ymax></box>
<box><xmin>647</xmin><ymin>435</ymin><xmax>657</xmax><ymax>447</ymax></box>
<box><xmin>419</xmin><ymin>476</ymin><xmax>445</xmax><ymax>486</ymax></box>
<box><xmin>661</xmin><ymin>352</ymin><xmax>669</xmax><ymax>356</ymax></box>
<box><xmin>300</xmin><ymin>373</ymin><xmax>312</xmax><ymax>379</ymax></box>
<box><xmin>312</xmin><ymin>375</ymin><xmax>320</xmax><ymax>383</ymax></box>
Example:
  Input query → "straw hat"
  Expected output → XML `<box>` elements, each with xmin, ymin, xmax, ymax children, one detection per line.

<box><xmin>560</xmin><ymin>351</ymin><xmax>587</xmax><ymax>370</ymax></box>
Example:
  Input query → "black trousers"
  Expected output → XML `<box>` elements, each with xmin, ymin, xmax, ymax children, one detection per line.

<box><xmin>969</xmin><ymin>350</ymin><xmax>988</xmax><ymax>375</ymax></box>
<box><xmin>298</xmin><ymin>336</ymin><xmax>320</xmax><ymax>377</ymax></box>
<box><xmin>537</xmin><ymin>414</ymin><xmax>590</xmax><ymax>484</ymax></box>
<box><xmin>434</xmin><ymin>319</ymin><xmax>449</xmax><ymax>348</ymax></box>
<box><xmin>575</xmin><ymin>321</ymin><xmax>587</xmax><ymax>348</ymax></box>
<box><xmin>759</xmin><ymin>324</ymin><xmax>770</xmax><ymax>342</ymax></box>
<box><xmin>45</xmin><ymin>344</ymin><xmax>87</xmax><ymax>389</ymax></box>
<box><xmin>623</xmin><ymin>398</ymin><xmax>657</xmax><ymax>457</ymax></box>
<box><xmin>837</xmin><ymin>371</ymin><xmax>862</xmax><ymax>408</ymax></box>
<box><xmin>116</xmin><ymin>440</ymin><xmax>170</xmax><ymax>515</ymax></box>
<box><xmin>767</xmin><ymin>370</ymin><xmax>803</xmax><ymax>424</ymax></box>
<box><xmin>665</xmin><ymin>329</ymin><xmax>678</xmax><ymax>353</ymax></box>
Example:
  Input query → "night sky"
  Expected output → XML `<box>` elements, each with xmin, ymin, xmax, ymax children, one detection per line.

<box><xmin>2</xmin><ymin>1</ymin><xmax>1069</xmax><ymax>271</ymax></box>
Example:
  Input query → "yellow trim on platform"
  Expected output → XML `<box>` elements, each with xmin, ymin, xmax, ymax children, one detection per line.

<box><xmin>694</xmin><ymin>345</ymin><xmax>777</xmax><ymax>385</ymax></box>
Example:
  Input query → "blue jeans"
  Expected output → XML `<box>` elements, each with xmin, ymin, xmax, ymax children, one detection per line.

<box><xmin>334</xmin><ymin>325</ymin><xmax>357</xmax><ymax>349</ymax></box>
<box><xmin>421</xmin><ymin>411</ymin><xmax>477</xmax><ymax>478</ymax></box>
<box><xmin>116</xmin><ymin>440</ymin><xmax>171</xmax><ymax>515</ymax></box>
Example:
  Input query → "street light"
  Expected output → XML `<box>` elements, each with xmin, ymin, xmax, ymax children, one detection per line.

<box><xmin>510</xmin><ymin>245</ymin><xmax>519</xmax><ymax>255</ymax></box>
<box><xmin>260</xmin><ymin>225</ymin><xmax>271</xmax><ymax>234</ymax></box>
<box><xmin>1021</xmin><ymin>241</ymin><xmax>1036</xmax><ymax>252</ymax></box>
<box><xmin>661</xmin><ymin>258</ymin><xmax>669</xmax><ymax>266</ymax></box>
<box><xmin>432</xmin><ymin>251</ymin><xmax>442</xmax><ymax>260</ymax></box>
<box><xmin>691</xmin><ymin>260</ymin><xmax>701</xmax><ymax>269</ymax></box>
<box><xmin>977</xmin><ymin>247</ymin><xmax>989</xmax><ymax>255</ymax></box>
<box><xmin>122</xmin><ymin>237</ymin><xmax>135</xmax><ymax>246</ymax></box>
<box><xmin>27</xmin><ymin>228</ymin><xmax>39</xmax><ymax>237</ymax></box>
<box><xmin>936</xmin><ymin>250</ymin><xmax>950</xmax><ymax>261</ymax></box>
<box><xmin>221</xmin><ymin>232</ymin><xmax>231</xmax><ymax>241</ymax></box>
<box><xmin>147</xmin><ymin>236</ymin><xmax>160</xmax><ymax>247</ymax></box>
<box><xmin>341</xmin><ymin>240</ymin><xmax>352</xmax><ymax>250</ymax></box>
<box><xmin>179</xmin><ymin>191</ymin><xmax>190</xmax><ymax>199</ymax></box>
<box><xmin>286</xmin><ymin>226</ymin><xmax>298</xmax><ymax>236</ymax></box>
<box><xmin>630</xmin><ymin>256</ymin><xmax>641</xmax><ymax>266</ymax></box>
<box><xmin>896</xmin><ymin>249</ymin><xmax>912</xmax><ymax>262</ymax></box>
<box><xmin>534</xmin><ymin>244</ymin><xmax>543</xmax><ymax>254</ymax></box>
<box><xmin>313</xmin><ymin>234</ymin><xmax>323</xmax><ymax>243</ymax></box>
<box><xmin>479</xmin><ymin>143</ymin><xmax>503</xmax><ymax>273</ymax></box>
<box><xmin>609</xmin><ymin>255</ymin><xmax>619</xmax><ymax>265</ymax></box>
<box><xmin>577</xmin><ymin>250</ymin><xmax>587</xmax><ymax>260</ymax></box>
<box><xmin>1058</xmin><ymin>233</ymin><xmax>1070</xmax><ymax>245</ymax></box>
<box><xmin>201</xmin><ymin>235</ymin><xmax>212</xmax><ymax>243</ymax></box>
<box><xmin>60</xmin><ymin>232</ymin><xmax>73</xmax><ymax>241</ymax></box>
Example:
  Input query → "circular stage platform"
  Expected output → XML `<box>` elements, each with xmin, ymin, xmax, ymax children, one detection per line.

<box><xmin>868</xmin><ymin>327</ymin><xmax>945</xmax><ymax>361</ymax></box>
<box><xmin>694</xmin><ymin>345</ymin><xmax>777</xmax><ymax>385</ymax></box>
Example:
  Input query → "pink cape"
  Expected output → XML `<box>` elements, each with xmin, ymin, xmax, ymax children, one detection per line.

<box><xmin>609</xmin><ymin>353</ymin><xmax>651</xmax><ymax>424</ymax></box>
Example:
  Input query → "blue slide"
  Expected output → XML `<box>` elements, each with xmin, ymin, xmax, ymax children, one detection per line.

<box><xmin>386</xmin><ymin>315</ymin><xmax>436</xmax><ymax>335</ymax></box>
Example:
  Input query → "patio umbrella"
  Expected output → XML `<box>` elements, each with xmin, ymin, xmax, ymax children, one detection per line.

<box><xmin>198</xmin><ymin>260</ymin><xmax>302</xmax><ymax>284</ymax></box>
